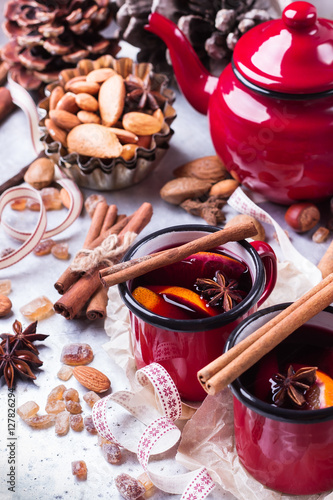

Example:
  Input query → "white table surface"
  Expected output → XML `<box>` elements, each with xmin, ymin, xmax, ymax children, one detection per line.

<box><xmin>0</xmin><ymin>12</ymin><xmax>332</xmax><ymax>500</ymax></box>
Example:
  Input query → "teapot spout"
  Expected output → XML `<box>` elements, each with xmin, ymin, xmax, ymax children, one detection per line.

<box><xmin>145</xmin><ymin>13</ymin><xmax>218</xmax><ymax>115</ymax></box>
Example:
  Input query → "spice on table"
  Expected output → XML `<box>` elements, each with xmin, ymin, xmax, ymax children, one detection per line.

<box><xmin>0</xmin><ymin>320</ymin><xmax>48</xmax><ymax>354</ymax></box>
<box><xmin>271</xmin><ymin>365</ymin><xmax>317</xmax><ymax>407</ymax></box>
<box><xmin>0</xmin><ymin>336</ymin><xmax>42</xmax><ymax>389</ymax></box>
<box><xmin>180</xmin><ymin>196</ymin><xmax>226</xmax><ymax>225</ymax></box>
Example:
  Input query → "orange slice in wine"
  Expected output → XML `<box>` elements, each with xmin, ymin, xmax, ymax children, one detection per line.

<box><xmin>132</xmin><ymin>286</ymin><xmax>189</xmax><ymax>320</ymax></box>
<box><xmin>148</xmin><ymin>285</ymin><xmax>218</xmax><ymax>317</ymax></box>
<box><xmin>306</xmin><ymin>370</ymin><xmax>333</xmax><ymax>409</ymax></box>
<box><xmin>187</xmin><ymin>251</ymin><xmax>247</xmax><ymax>279</ymax></box>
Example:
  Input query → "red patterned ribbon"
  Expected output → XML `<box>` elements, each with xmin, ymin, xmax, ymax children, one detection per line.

<box><xmin>92</xmin><ymin>363</ymin><xmax>215</xmax><ymax>498</ymax></box>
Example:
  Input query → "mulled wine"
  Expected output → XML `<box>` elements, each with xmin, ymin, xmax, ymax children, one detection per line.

<box><xmin>131</xmin><ymin>249</ymin><xmax>252</xmax><ymax>320</ymax></box>
<box><xmin>241</xmin><ymin>324</ymin><xmax>333</xmax><ymax>410</ymax></box>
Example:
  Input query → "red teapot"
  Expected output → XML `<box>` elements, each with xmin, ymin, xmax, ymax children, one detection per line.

<box><xmin>146</xmin><ymin>2</ymin><xmax>333</xmax><ymax>205</ymax></box>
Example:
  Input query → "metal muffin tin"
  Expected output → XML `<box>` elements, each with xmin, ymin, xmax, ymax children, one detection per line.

<box><xmin>38</xmin><ymin>54</ymin><xmax>177</xmax><ymax>191</ymax></box>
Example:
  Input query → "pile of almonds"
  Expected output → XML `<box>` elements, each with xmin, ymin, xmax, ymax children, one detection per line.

<box><xmin>44</xmin><ymin>64</ymin><xmax>168</xmax><ymax>162</ymax></box>
<box><xmin>160</xmin><ymin>155</ymin><xmax>240</xmax><ymax>225</ymax></box>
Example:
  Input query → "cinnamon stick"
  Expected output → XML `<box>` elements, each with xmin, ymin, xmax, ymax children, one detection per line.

<box><xmin>54</xmin><ymin>264</ymin><xmax>105</xmax><ymax>320</ymax></box>
<box><xmin>86</xmin><ymin>286</ymin><xmax>109</xmax><ymax>320</ymax></box>
<box><xmin>54</xmin><ymin>201</ymin><xmax>110</xmax><ymax>294</ymax></box>
<box><xmin>54</xmin><ymin>202</ymin><xmax>154</xmax><ymax>319</ymax></box>
<box><xmin>100</xmin><ymin>204</ymin><xmax>118</xmax><ymax>234</ymax></box>
<box><xmin>99</xmin><ymin>220</ymin><xmax>257</xmax><ymax>288</ymax></box>
<box><xmin>198</xmin><ymin>272</ymin><xmax>333</xmax><ymax>396</ymax></box>
<box><xmin>317</xmin><ymin>239</ymin><xmax>333</xmax><ymax>278</ymax></box>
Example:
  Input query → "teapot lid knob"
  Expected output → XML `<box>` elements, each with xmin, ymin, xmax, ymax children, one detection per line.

<box><xmin>283</xmin><ymin>1</ymin><xmax>317</xmax><ymax>29</ymax></box>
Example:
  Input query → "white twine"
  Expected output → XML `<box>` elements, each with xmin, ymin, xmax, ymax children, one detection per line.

<box><xmin>70</xmin><ymin>231</ymin><xmax>137</xmax><ymax>273</ymax></box>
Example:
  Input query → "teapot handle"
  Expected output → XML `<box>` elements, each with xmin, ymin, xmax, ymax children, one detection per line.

<box><xmin>250</xmin><ymin>241</ymin><xmax>277</xmax><ymax>307</ymax></box>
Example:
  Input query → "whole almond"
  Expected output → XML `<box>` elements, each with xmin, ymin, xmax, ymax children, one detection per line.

<box><xmin>123</xmin><ymin>112</ymin><xmax>162</xmax><ymax>136</ymax></box>
<box><xmin>108</xmin><ymin>128</ymin><xmax>138</xmax><ymax>144</ymax></box>
<box><xmin>77</xmin><ymin>110</ymin><xmax>101</xmax><ymax>124</ymax></box>
<box><xmin>0</xmin><ymin>294</ymin><xmax>12</xmax><ymax>317</ymax></box>
<box><xmin>174</xmin><ymin>156</ymin><xmax>228</xmax><ymax>183</ymax></box>
<box><xmin>49</xmin><ymin>86</ymin><xmax>65</xmax><ymax>110</ymax></box>
<box><xmin>209</xmin><ymin>179</ymin><xmax>240</xmax><ymax>197</ymax></box>
<box><xmin>24</xmin><ymin>157</ymin><xmax>55</xmax><ymax>189</ymax></box>
<box><xmin>153</xmin><ymin>108</ymin><xmax>164</xmax><ymax>126</ymax></box>
<box><xmin>56</xmin><ymin>92</ymin><xmax>79</xmax><ymax>114</ymax></box>
<box><xmin>75</xmin><ymin>93</ymin><xmax>99</xmax><ymax>112</ymax></box>
<box><xmin>67</xmin><ymin>80</ymin><xmax>100</xmax><ymax>95</ymax></box>
<box><xmin>120</xmin><ymin>144</ymin><xmax>138</xmax><ymax>161</ymax></box>
<box><xmin>49</xmin><ymin>109</ymin><xmax>81</xmax><ymax>130</ymax></box>
<box><xmin>160</xmin><ymin>177</ymin><xmax>212</xmax><ymax>205</ymax></box>
<box><xmin>99</xmin><ymin>74</ymin><xmax>125</xmax><ymax>127</ymax></box>
<box><xmin>67</xmin><ymin>123</ymin><xmax>122</xmax><ymax>158</ymax></box>
<box><xmin>64</xmin><ymin>75</ymin><xmax>86</xmax><ymax>91</ymax></box>
<box><xmin>45</xmin><ymin>118</ymin><xmax>67</xmax><ymax>147</ymax></box>
<box><xmin>72</xmin><ymin>366</ymin><xmax>110</xmax><ymax>393</ymax></box>
<box><xmin>86</xmin><ymin>68</ymin><xmax>116</xmax><ymax>83</ymax></box>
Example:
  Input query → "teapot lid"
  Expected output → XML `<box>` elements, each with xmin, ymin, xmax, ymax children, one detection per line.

<box><xmin>233</xmin><ymin>1</ymin><xmax>333</xmax><ymax>94</ymax></box>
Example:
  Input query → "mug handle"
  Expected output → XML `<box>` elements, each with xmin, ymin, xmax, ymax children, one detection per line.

<box><xmin>250</xmin><ymin>241</ymin><xmax>277</xmax><ymax>307</ymax></box>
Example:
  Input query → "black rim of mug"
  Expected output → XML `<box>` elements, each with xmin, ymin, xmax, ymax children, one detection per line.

<box><xmin>118</xmin><ymin>224</ymin><xmax>265</xmax><ymax>333</ymax></box>
<box><xmin>226</xmin><ymin>303</ymin><xmax>333</xmax><ymax>424</ymax></box>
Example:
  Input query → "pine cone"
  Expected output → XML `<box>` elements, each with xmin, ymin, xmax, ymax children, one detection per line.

<box><xmin>2</xmin><ymin>0</ymin><xmax>120</xmax><ymax>90</ymax></box>
<box><xmin>116</xmin><ymin>0</ymin><xmax>276</xmax><ymax>77</ymax></box>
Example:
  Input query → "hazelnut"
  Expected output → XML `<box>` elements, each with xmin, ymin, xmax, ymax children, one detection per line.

<box><xmin>284</xmin><ymin>203</ymin><xmax>320</xmax><ymax>233</ymax></box>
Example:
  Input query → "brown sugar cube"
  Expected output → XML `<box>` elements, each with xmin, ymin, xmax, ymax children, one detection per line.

<box><xmin>71</xmin><ymin>460</ymin><xmax>87</xmax><ymax>480</ymax></box>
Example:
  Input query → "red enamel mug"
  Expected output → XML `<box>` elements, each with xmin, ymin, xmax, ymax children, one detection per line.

<box><xmin>225</xmin><ymin>304</ymin><xmax>333</xmax><ymax>495</ymax></box>
<box><xmin>119</xmin><ymin>225</ymin><xmax>277</xmax><ymax>401</ymax></box>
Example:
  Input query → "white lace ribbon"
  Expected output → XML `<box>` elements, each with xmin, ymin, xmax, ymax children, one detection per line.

<box><xmin>92</xmin><ymin>362</ymin><xmax>215</xmax><ymax>498</ymax></box>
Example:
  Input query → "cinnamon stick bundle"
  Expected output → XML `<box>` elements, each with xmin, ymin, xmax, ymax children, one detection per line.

<box><xmin>99</xmin><ymin>220</ymin><xmax>257</xmax><ymax>288</ymax></box>
<box><xmin>54</xmin><ymin>202</ymin><xmax>153</xmax><ymax>320</ymax></box>
<box><xmin>197</xmin><ymin>272</ymin><xmax>333</xmax><ymax>396</ymax></box>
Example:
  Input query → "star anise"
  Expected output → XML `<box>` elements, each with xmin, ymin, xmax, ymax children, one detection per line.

<box><xmin>125</xmin><ymin>75</ymin><xmax>166</xmax><ymax>111</ymax></box>
<box><xmin>195</xmin><ymin>271</ymin><xmax>246</xmax><ymax>311</ymax></box>
<box><xmin>271</xmin><ymin>365</ymin><xmax>317</xmax><ymax>408</ymax></box>
<box><xmin>0</xmin><ymin>336</ymin><xmax>43</xmax><ymax>389</ymax></box>
<box><xmin>0</xmin><ymin>320</ymin><xmax>48</xmax><ymax>354</ymax></box>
